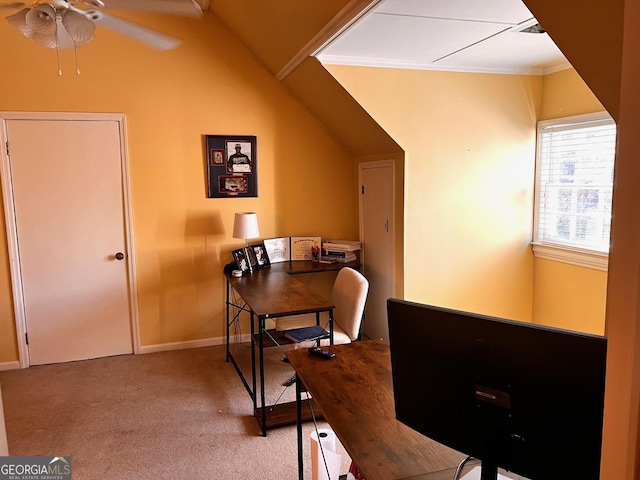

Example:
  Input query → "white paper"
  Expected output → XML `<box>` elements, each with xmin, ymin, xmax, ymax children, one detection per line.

<box><xmin>310</xmin><ymin>428</ymin><xmax>342</xmax><ymax>480</ymax></box>
<box><xmin>459</xmin><ymin>466</ymin><xmax>511</xmax><ymax>480</ymax></box>
<box><xmin>263</xmin><ymin>237</ymin><xmax>290</xmax><ymax>263</ymax></box>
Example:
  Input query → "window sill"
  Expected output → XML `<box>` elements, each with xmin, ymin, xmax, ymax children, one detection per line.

<box><xmin>531</xmin><ymin>243</ymin><xmax>608</xmax><ymax>272</ymax></box>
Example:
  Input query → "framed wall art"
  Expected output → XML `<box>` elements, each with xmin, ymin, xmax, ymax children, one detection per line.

<box><xmin>205</xmin><ymin>135</ymin><xmax>257</xmax><ymax>198</ymax></box>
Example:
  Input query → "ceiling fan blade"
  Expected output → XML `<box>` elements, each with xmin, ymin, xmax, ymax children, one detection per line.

<box><xmin>98</xmin><ymin>0</ymin><xmax>201</xmax><ymax>17</ymax></box>
<box><xmin>0</xmin><ymin>2</ymin><xmax>27</xmax><ymax>9</ymax></box>
<box><xmin>83</xmin><ymin>10</ymin><xmax>181</xmax><ymax>50</ymax></box>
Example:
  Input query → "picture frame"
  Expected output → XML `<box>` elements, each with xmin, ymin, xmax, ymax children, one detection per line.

<box><xmin>211</xmin><ymin>149</ymin><xmax>225</xmax><ymax>165</ymax></box>
<box><xmin>290</xmin><ymin>236</ymin><xmax>322</xmax><ymax>261</ymax></box>
<box><xmin>232</xmin><ymin>248</ymin><xmax>250</xmax><ymax>272</ymax></box>
<box><xmin>246</xmin><ymin>247</ymin><xmax>258</xmax><ymax>269</ymax></box>
<box><xmin>263</xmin><ymin>237</ymin><xmax>290</xmax><ymax>263</ymax></box>
<box><xmin>219</xmin><ymin>175</ymin><xmax>248</xmax><ymax>194</ymax></box>
<box><xmin>251</xmin><ymin>243</ymin><xmax>270</xmax><ymax>267</ymax></box>
<box><xmin>205</xmin><ymin>135</ymin><xmax>257</xmax><ymax>198</ymax></box>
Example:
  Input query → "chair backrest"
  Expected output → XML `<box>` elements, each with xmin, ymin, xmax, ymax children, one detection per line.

<box><xmin>332</xmin><ymin>267</ymin><xmax>369</xmax><ymax>341</ymax></box>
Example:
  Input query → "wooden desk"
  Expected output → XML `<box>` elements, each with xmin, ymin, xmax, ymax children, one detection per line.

<box><xmin>287</xmin><ymin>340</ymin><xmax>466</xmax><ymax>480</ymax></box>
<box><xmin>225</xmin><ymin>260</ymin><xmax>359</xmax><ymax>436</ymax></box>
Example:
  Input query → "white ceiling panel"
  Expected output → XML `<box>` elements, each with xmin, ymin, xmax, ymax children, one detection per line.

<box><xmin>321</xmin><ymin>14</ymin><xmax>510</xmax><ymax>66</ymax></box>
<box><xmin>315</xmin><ymin>0</ymin><xmax>570</xmax><ymax>75</ymax></box>
<box><xmin>375</xmin><ymin>0</ymin><xmax>534</xmax><ymax>25</ymax></box>
<box><xmin>437</xmin><ymin>30</ymin><xmax>569</xmax><ymax>74</ymax></box>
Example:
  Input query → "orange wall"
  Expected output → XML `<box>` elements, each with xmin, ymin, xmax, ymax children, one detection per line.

<box><xmin>0</xmin><ymin>12</ymin><xmax>360</xmax><ymax>363</ymax></box>
<box><xmin>325</xmin><ymin>65</ymin><xmax>539</xmax><ymax>322</ymax></box>
<box><xmin>326</xmin><ymin>64</ymin><xmax>608</xmax><ymax>334</ymax></box>
<box><xmin>532</xmin><ymin>68</ymin><xmax>608</xmax><ymax>334</ymax></box>
<box><xmin>541</xmin><ymin>68</ymin><xmax>609</xmax><ymax>119</ymax></box>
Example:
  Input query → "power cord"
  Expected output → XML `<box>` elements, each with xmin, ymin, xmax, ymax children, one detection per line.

<box><xmin>453</xmin><ymin>456</ymin><xmax>476</xmax><ymax>480</ymax></box>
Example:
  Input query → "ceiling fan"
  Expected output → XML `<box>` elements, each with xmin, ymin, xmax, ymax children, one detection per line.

<box><xmin>3</xmin><ymin>0</ymin><xmax>202</xmax><ymax>52</ymax></box>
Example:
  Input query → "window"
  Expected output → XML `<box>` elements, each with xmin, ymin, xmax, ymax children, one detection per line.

<box><xmin>533</xmin><ymin>112</ymin><xmax>616</xmax><ymax>270</ymax></box>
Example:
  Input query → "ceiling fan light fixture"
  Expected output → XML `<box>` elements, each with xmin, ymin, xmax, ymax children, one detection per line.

<box><xmin>30</xmin><ymin>29</ymin><xmax>59</xmax><ymax>48</ymax></box>
<box><xmin>6</xmin><ymin>7</ymin><xmax>32</xmax><ymax>38</ymax></box>
<box><xmin>25</xmin><ymin>4</ymin><xmax>57</xmax><ymax>35</ymax></box>
<box><xmin>62</xmin><ymin>10</ymin><xmax>96</xmax><ymax>44</ymax></box>
<box><xmin>83</xmin><ymin>0</ymin><xmax>105</xmax><ymax>8</ymax></box>
<box><xmin>6</xmin><ymin>0</ymin><xmax>188</xmax><ymax>61</ymax></box>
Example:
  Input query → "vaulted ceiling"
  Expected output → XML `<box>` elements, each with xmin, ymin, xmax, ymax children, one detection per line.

<box><xmin>206</xmin><ymin>0</ymin><xmax>622</xmax><ymax>154</ymax></box>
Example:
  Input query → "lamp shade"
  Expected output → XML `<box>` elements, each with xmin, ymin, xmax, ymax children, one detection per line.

<box><xmin>232</xmin><ymin>212</ymin><xmax>259</xmax><ymax>240</ymax></box>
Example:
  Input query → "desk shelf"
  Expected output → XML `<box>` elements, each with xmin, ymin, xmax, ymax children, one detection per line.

<box><xmin>251</xmin><ymin>329</ymin><xmax>295</xmax><ymax>348</ymax></box>
<box><xmin>254</xmin><ymin>398</ymin><xmax>323</xmax><ymax>431</ymax></box>
<box><xmin>251</xmin><ymin>329</ymin><xmax>329</xmax><ymax>348</ymax></box>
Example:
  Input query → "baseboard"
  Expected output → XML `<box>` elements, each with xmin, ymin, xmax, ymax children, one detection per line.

<box><xmin>0</xmin><ymin>338</ymin><xmax>251</xmax><ymax>367</ymax></box>
<box><xmin>139</xmin><ymin>334</ymin><xmax>251</xmax><ymax>355</ymax></box>
<box><xmin>0</xmin><ymin>361</ymin><xmax>20</xmax><ymax>371</ymax></box>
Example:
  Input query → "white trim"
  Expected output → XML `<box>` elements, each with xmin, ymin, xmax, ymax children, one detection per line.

<box><xmin>0</xmin><ymin>116</ymin><xmax>29</xmax><ymax>368</ymax></box>
<box><xmin>0</xmin><ymin>111</ymin><xmax>141</xmax><ymax>368</ymax></box>
<box><xmin>116</xmin><ymin>116</ymin><xmax>142</xmax><ymax>355</ymax></box>
<box><xmin>316</xmin><ymin>55</ymin><xmax>573</xmax><ymax>76</ymax></box>
<box><xmin>537</xmin><ymin>111</ymin><xmax>614</xmax><ymax>131</ymax></box>
<box><xmin>0</xmin><ymin>361</ymin><xmax>21</xmax><ymax>372</ymax></box>
<box><xmin>139</xmin><ymin>335</ymin><xmax>249</xmax><ymax>354</ymax></box>
<box><xmin>532</xmin><ymin>243</ymin><xmax>609</xmax><ymax>271</ymax></box>
<box><xmin>543</xmin><ymin>62</ymin><xmax>574</xmax><ymax>75</ymax></box>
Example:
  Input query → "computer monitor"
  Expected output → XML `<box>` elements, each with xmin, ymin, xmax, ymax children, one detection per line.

<box><xmin>387</xmin><ymin>298</ymin><xmax>607</xmax><ymax>480</ymax></box>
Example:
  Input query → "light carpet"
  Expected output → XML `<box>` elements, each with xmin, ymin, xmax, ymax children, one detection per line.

<box><xmin>0</xmin><ymin>345</ymin><xmax>351</xmax><ymax>479</ymax></box>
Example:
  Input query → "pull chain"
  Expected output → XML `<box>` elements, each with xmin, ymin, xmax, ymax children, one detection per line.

<box><xmin>73</xmin><ymin>42</ymin><xmax>80</xmax><ymax>75</ymax></box>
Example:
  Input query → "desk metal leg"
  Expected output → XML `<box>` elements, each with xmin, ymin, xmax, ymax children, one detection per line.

<box><xmin>225</xmin><ymin>280</ymin><xmax>230</xmax><ymax>362</ymax></box>
<box><xmin>251</xmin><ymin>312</ymin><xmax>257</xmax><ymax>413</ymax></box>
<box><xmin>259</xmin><ymin>316</ymin><xmax>267</xmax><ymax>436</ymax></box>
<box><xmin>329</xmin><ymin>308</ymin><xmax>334</xmax><ymax>345</ymax></box>
<box><xmin>226</xmin><ymin>285</ymin><xmax>255</xmax><ymax>401</ymax></box>
<box><xmin>296</xmin><ymin>377</ymin><xmax>304</xmax><ymax>480</ymax></box>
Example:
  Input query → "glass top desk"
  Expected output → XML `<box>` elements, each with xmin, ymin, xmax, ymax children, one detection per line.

<box><xmin>224</xmin><ymin>259</ymin><xmax>359</xmax><ymax>436</ymax></box>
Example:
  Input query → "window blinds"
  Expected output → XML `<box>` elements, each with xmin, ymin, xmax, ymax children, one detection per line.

<box><xmin>535</xmin><ymin>114</ymin><xmax>616</xmax><ymax>252</ymax></box>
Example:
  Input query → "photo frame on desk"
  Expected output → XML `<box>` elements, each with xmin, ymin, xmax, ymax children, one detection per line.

<box><xmin>231</xmin><ymin>248</ymin><xmax>250</xmax><ymax>272</ymax></box>
<box><xmin>264</xmin><ymin>237</ymin><xmax>290</xmax><ymax>263</ymax></box>
<box><xmin>205</xmin><ymin>135</ymin><xmax>257</xmax><ymax>198</ymax></box>
<box><xmin>252</xmin><ymin>243</ymin><xmax>270</xmax><ymax>267</ymax></box>
<box><xmin>291</xmin><ymin>236</ymin><xmax>321</xmax><ymax>261</ymax></box>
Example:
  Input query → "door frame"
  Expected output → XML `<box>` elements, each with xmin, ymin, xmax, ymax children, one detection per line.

<box><xmin>358</xmin><ymin>158</ymin><xmax>397</xmax><ymax>296</ymax></box>
<box><xmin>0</xmin><ymin>111</ymin><xmax>141</xmax><ymax>368</ymax></box>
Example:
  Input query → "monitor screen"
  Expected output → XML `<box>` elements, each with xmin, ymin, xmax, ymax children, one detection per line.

<box><xmin>387</xmin><ymin>298</ymin><xmax>607</xmax><ymax>480</ymax></box>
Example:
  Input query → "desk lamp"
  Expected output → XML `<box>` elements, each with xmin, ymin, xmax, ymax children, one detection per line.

<box><xmin>232</xmin><ymin>212</ymin><xmax>260</xmax><ymax>273</ymax></box>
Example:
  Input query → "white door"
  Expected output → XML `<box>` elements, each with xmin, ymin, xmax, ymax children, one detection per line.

<box><xmin>360</xmin><ymin>161</ymin><xmax>395</xmax><ymax>344</ymax></box>
<box><xmin>3</xmin><ymin>116</ymin><xmax>135</xmax><ymax>365</ymax></box>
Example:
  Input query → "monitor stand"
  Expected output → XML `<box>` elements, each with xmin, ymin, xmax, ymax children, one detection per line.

<box><xmin>460</xmin><ymin>466</ymin><xmax>511</xmax><ymax>480</ymax></box>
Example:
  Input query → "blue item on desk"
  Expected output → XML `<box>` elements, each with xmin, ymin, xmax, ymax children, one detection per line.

<box><xmin>284</xmin><ymin>325</ymin><xmax>329</xmax><ymax>343</ymax></box>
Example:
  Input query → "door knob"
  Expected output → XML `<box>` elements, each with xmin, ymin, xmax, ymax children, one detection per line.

<box><xmin>115</xmin><ymin>252</ymin><xmax>125</xmax><ymax>260</ymax></box>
